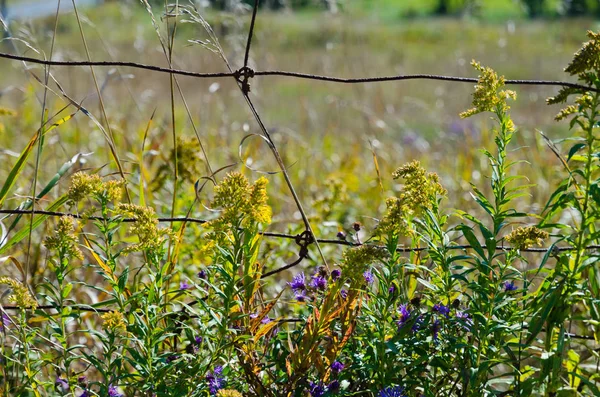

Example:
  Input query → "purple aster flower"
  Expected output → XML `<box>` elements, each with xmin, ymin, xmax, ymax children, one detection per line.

<box><xmin>197</xmin><ymin>270</ymin><xmax>207</xmax><ymax>279</ymax></box>
<box><xmin>294</xmin><ymin>290</ymin><xmax>308</xmax><ymax>302</ymax></box>
<box><xmin>433</xmin><ymin>303</ymin><xmax>450</xmax><ymax>318</ymax></box>
<box><xmin>206</xmin><ymin>366</ymin><xmax>225</xmax><ymax>395</ymax></box>
<box><xmin>396</xmin><ymin>304</ymin><xmax>411</xmax><ymax>329</ymax></box>
<box><xmin>331</xmin><ymin>269</ymin><xmax>341</xmax><ymax>281</ymax></box>
<box><xmin>388</xmin><ymin>285</ymin><xmax>396</xmax><ymax>294</ymax></box>
<box><xmin>79</xmin><ymin>390</ymin><xmax>91</xmax><ymax>397</ymax></box>
<box><xmin>310</xmin><ymin>275</ymin><xmax>327</xmax><ymax>291</ymax></box>
<box><xmin>431</xmin><ymin>319</ymin><xmax>441</xmax><ymax>341</ymax></box>
<box><xmin>412</xmin><ymin>315</ymin><xmax>423</xmax><ymax>332</ymax></box>
<box><xmin>379</xmin><ymin>386</ymin><xmax>406</xmax><ymax>397</ymax></box>
<box><xmin>363</xmin><ymin>269</ymin><xmax>375</xmax><ymax>284</ymax></box>
<box><xmin>180</xmin><ymin>281</ymin><xmax>191</xmax><ymax>290</ymax></box>
<box><xmin>108</xmin><ymin>384</ymin><xmax>123</xmax><ymax>397</ymax></box>
<box><xmin>308</xmin><ymin>381</ymin><xmax>326</xmax><ymax>397</ymax></box>
<box><xmin>195</xmin><ymin>336</ymin><xmax>203</xmax><ymax>344</ymax></box>
<box><xmin>455</xmin><ymin>311</ymin><xmax>473</xmax><ymax>331</ymax></box>
<box><xmin>166</xmin><ymin>354</ymin><xmax>179</xmax><ymax>363</ymax></box>
<box><xmin>55</xmin><ymin>377</ymin><xmax>69</xmax><ymax>393</ymax></box>
<box><xmin>340</xmin><ymin>289</ymin><xmax>348</xmax><ymax>300</ymax></box>
<box><xmin>261</xmin><ymin>316</ymin><xmax>272</xmax><ymax>324</ymax></box>
<box><xmin>331</xmin><ymin>360</ymin><xmax>344</xmax><ymax>373</ymax></box>
<box><xmin>288</xmin><ymin>272</ymin><xmax>306</xmax><ymax>291</ymax></box>
<box><xmin>328</xmin><ymin>380</ymin><xmax>340</xmax><ymax>393</ymax></box>
<box><xmin>0</xmin><ymin>313</ymin><xmax>10</xmax><ymax>330</ymax></box>
<box><xmin>504</xmin><ymin>280</ymin><xmax>518</xmax><ymax>292</ymax></box>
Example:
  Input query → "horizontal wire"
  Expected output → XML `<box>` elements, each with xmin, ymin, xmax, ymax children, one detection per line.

<box><xmin>1</xmin><ymin>209</ymin><xmax>599</xmax><ymax>255</ymax></box>
<box><xmin>0</xmin><ymin>51</ymin><xmax>595</xmax><ymax>92</ymax></box>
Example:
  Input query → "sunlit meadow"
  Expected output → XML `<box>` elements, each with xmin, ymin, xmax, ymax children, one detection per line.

<box><xmin>0</xmin><ymin>1</ymin><xmax>599</xmax><ymax>396</ymax></box>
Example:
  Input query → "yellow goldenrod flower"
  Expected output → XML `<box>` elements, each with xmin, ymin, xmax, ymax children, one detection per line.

<box><xmin>101</xmin><ymin>310</ymin><xmax>127</xmax><ymax>332</ymax></box>
<box><xmin>210</xmin><ymin>172</ymin><xmax>272</xmax><ymax>229</ymax></box>
<box><xmin>68</xmin><ymin>172</ymin><xmax>104</xmax><ymax>203</ymax></box>
<box><xmin>342</xmin><ymin>245</ymin><xmax>388</xmax><ymax>284</ymax></box>
<box><xmin>0</xmin><ymin>277</ymin><xmax>37</xmax><ymax>310</ymax></box>
<box><xmin>460</xmin><ymin>61</ymin><xmax>516</xmax><ymax>119</ymax></box>
<box><xmin>0</xmin><ymin>107</ymin><xmax>16</xmax><ymax>116</ymax></box>
<box><xmin>564</xmin><ymin>30</ymin><xmax>600</xmax><ymax>76</ymax></box>
<box><xmin>217</xmin><ymin>390</ymin><xmax>244</xmax><ymax>397</ymax></box>
<box><xmin>505</xmin><ymin>226</ymin><xmax>549</xmax><ymax>250</ymax></box>
<box><xmin>44</xmin><ymin>216</ymin><xmax>83</xmax><ymax>260</ymax></box>
<box><xmin>377</xmin><ymin>161</ymin><xmax>446</xmax><ymax>237</ymax></box>
<box><xmin>116</xmin><ymin>204</ymin><xmax>173</xmax><ymax>254</ymax></box>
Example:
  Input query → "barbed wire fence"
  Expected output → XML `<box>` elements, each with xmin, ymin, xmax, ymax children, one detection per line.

<box><xmin>0</xmin><ymin>0</ymin><xmax>598</xmax><ymax>346</ymax></box>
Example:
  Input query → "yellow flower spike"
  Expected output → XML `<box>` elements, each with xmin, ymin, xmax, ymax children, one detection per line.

<box><xmin>505</xmin><ymin>226</ymin><xmax>549</xmax><ymax>250</ymax></box>
<box><xmin>0</xmin><ymin>277</ymin><xmax>37</xmax><ymax>310</ymax></box>
<box><xmin>217</xmin><ymin>390</ymin><xmax>244</xmax><ymax>397</ymax></box>
<box><xmin>67</xmin><ymin>172</ymin><xmax>104</xmax><ymax>203</ymax></box>
<box><xmin>564</xmin><ymin>30</ymin><xmax>600</xmax><ymax>76</ymax></box>
<box><xmin>209</xmin><ymin>172</ymin><xmax>272</xmax><ymax>229</ymax></box>
<box><xmin>460</xmin><ymin>60</ymin><xmax>516</xmax><ymax>119</ymax></box>
<box><xmin>44</xmin><ymin>216</ymin><xmax>84</xmax><ymax>260</ymax></box>
<box><xmin>342</xmin><ymin>245</ymin><xmax>388</xmax><ymax>284</ymax></box>
<box><xmin>101</xmin><ymin>310</ymin><xmax>127</xmax><ymax>332</ymax></box>
<box><xmin>116</xmin><ymin>204</ymin><xmax>174</xmax><ymax>254</ymax></box>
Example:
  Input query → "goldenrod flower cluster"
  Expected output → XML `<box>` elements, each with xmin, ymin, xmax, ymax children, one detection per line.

<box><xmin>505</xmin><ymin>226</ymin><xmax>549</xmax><ymax>250</ymax></box>
<box><xmin>548</xmin><ymin>31</ymin><xmax>600</xmax><ymax>121</ymax></box>
<box><xmin>0</xmin><ymin>277</ymin><xmax>37</xmax><ymax>310</ymax></box>
<box><xmin>67</xmin><ymin>172</ymin><xmax>124</xmax><ymax>204</ymax></box>
<box><xmin>564</xmin><ymin>31</ymin><xmax>600</xmax><ymax>76</ymax></box>
<box><xmin>217</xmin><ymin>390</ymin><xmax>244</xmax><ymax>397</ymax></box>
<box><xmin>342</xmin><ymin>245</ymin><xmax>388</xmax><ymax>284</ymax></box>
<box><xmin>174</xmin><ymin>136</ymin><xmax>204</xmax><ymax>184</ymax></box>
<box><xmin>460</xmin><ymin>61</ymin><xmax>516</xmax><ymax>119</ymax></box>
<box><xmin>101</xmin><ymin>310</ymin><xmax>127</xmax><ymax>332</ymax></box>
<box><xmin>377</xmin><ymin>161</ymin><xmax>446</xmax><ymax>237</ymax></box>
<box><xmin>313</xmin><ymin>177</ymin><xmax>349</xmax><ymax>218</ymax></box>
<box><xmin>0</xmin><ymin>107</ymin><xmax>16</xmax><ymax>116</ymax></box>
<box><xmin>210</xmin><ymin>172</ymin><xmax>272</xmax><ymax>229</ymax></box>
<box><xmin>44</xmin><ymin>216</ymin><xmax>84</xmax><ymax>260</ymax></box>
<box><xmin>116</xmin><ymin>204</ymin><xmax>173</xmax><ymax>254</ymax></box>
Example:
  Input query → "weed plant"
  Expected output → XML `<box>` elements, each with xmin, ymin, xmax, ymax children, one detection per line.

<box><xmin>0</xmin><ymin>3</ymin><xmax>599</xmax><ymax>397</ymax></box>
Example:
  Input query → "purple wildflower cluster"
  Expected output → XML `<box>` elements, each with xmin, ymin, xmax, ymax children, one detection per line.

<box><xmin>432</xmin><ymin>303</ymin><xmax>450</xmax><ymax>318</ymax></box>
<box><xmin>396</xmin><ymin>304</ymin><xmax>411</xmax><ymax>329</ymax></box>
<box><xmin>503</xmin><ymin>280</ymin><xmax>518</xmax><ymax>292</ymax></box>
<box><xmin>206</xmin><ymin>366</ymin><xmax>225</xmax><ymax>395</ymax></box>
<box><xmin>363</xmin><ymin>269</ymin><xmax>375</xmax><ymax>284</ymax></box>
<box><xmin>307</xmin><ymin>360</ymin><xmax>345</xmax><ymax>396</ymax></box>
<box><xmin>180</xmin><ymin>280</ymin><xmax>191</xmax><ymax>290</ymax></box>
<box><xmin>108</xmin><ymin>384</ymin><xmax>124</xmax><ymax>397</ymax></box>
<box><xmin>395</xmin><ymin>300</ymin><xmax>475</xmax><ymax>342</ymax></box>
<box><xmin>288</xmin><ymin>267</ymin><xmax>343</xmax><ymax>302</ymax></box>
<box><xmin>379</xmin><ymin>386</ymin><xmax>406</xmax><ymax>397</ymax></box>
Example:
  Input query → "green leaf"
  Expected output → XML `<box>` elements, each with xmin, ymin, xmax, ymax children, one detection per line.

<box><xmin>567</xmin><ymin>143</ymin><xmax>586</xmax><ymax>162</ymax></box>
<box><xmin>458</xmin><ymin>225</ymin><xmax>486</xmax><ymax>259</ymax></box>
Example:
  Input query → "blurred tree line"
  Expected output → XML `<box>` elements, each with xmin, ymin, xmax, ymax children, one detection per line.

<box><xmin>143</xmin><ymin>0</ymin><xmax>597</xmax><ymax>17</ymax></box>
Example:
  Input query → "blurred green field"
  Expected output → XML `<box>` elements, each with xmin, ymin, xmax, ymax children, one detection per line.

<box><xmin>0</xmin><ymin>1</ymin><xmax>598</xmax><ymax>252</ymax></box>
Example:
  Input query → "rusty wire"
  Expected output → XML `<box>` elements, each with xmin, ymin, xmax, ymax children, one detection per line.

<box><xmin>0</xmin><ymin>51</ymin><xmax>596</xmax><ymax>92</ymax></box>
<box><xmin>1</xmin><ymin>209</ymin><xmax>599</xmax><ymax>256</ymax></box>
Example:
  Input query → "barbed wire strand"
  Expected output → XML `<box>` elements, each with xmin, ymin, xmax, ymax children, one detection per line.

<box><xmin>0</xmin><ymin>51</ymin><xmax>596</xmax><ymax>92</ymax></box>
<box><xmin>2</xmin><ymin>209</ymin><xmax>599</xmax><ymax>255</ymax></box>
